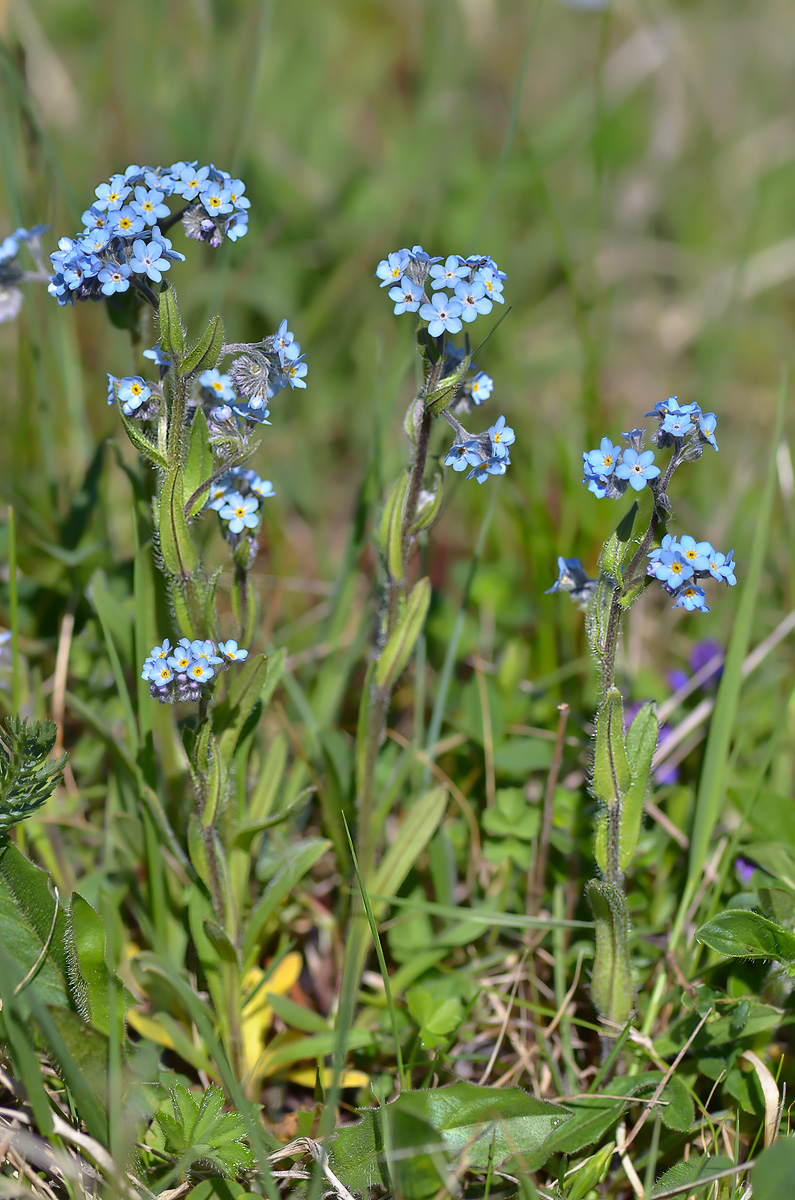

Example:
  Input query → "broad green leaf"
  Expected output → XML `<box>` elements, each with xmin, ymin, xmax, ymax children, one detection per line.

<box><xmin>651</xmin><ymin>1154</ymin><xmax>735</xmax><ymax>1198</ymax></box>
<box><xmin>740</xmin><ymin>843</ymin><xmax>795</xmax><ymax>891</ymax></box>
<box><xmin>751</xmin><ymin>1138</ymin><xmax>795</xmax><ymax>1200</ymax></box>
<box><xmin>182</xmin><ymin>314</ymin><xmax>224</xmax><ymax>377</ymax></box>
<box><xmin>157</xmin><ymin>284</ymin><xmax>185</xmax><ymax>363</ymax></box>
<box><xmin>326</xmin><ymin>1083</ymin><xmax>569</xmax><ymax>1192</ymax></box>
<box><xmin>0</xmin><ymin>945</ymin><xmax>55</xmax><ymax>1133</ymax></box>
<box><xmin>375</xmin><ymin>576</ymin><xmax>431</xmax><ymax>691</ymax></box>
<box><xmin>521</xmin><ymin>1072</ymin><xmax>675</xmax><ymax>1170</ymax></box>
<box><xmin>696</xmin><ymin>909</ymin><xmax>795</xmax><ymax>966</ymax></box>
<box><xmin>659</xmin><ymin>1074</ymin><xmax>694</xmax><ymax>1132</ymax></box>
<box><xmin>0</xmin><ymin>840</ymin><xmax>69</xmax><ymax>1007</ymax></box>
<box><xmin>592</xmin><ymin>688</ymin><xmax>630</xmax><ymax>806</ymax></box>
<box><xmin>758</xmin><ymin>886</ymin><xmax>795</xmax><ymax>928</ymax></box>
<box><xmin>379</xmin><ymin>471</ymin><xmax>408</xmax><ymax>580</ymax></box>
<box><xmin>655</xmin><ymin>1000</ymin><xmax>783</xmax><ymax>1056</ymax></box>
<box><xmin>586</xmin><ymin>879</ymin><xmax>633</xmax><ymax>1024</ymax></box>
<box><xmin>159</xmin><ymin>465</ymin><xmax>198</xmax><ymax>579</ymax></box>
<box><xmin>406</xmin><ymin>986</ymin><xmax>462</xmax><ymax>1049</ymax></box>
<box><xmin>184</xmin><ymin>408</ymin><xmax>213</xmax><ymax>516</ymax></box>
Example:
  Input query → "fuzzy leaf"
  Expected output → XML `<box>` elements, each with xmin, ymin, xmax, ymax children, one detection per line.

<box><xmin>375</xmin><ymin>576</ymin><xmax>431</xmax><ymax>692</ymax></box>
<box><xmin>158</xmin><ymin>284</ymin><xmax>185</xmax><ymax>363</ymax></box>
<box><xmin>696</xmin><ymin>909</ymin><xmax>795</xmax><ymax>966</ymax></box>
<box><xmin>159</xmin><ymin>466</ymin><xmax>197</xmax><ymax>579</ymax></box>
<box><xmin>379</xmin><ymin>472</ymin><xmax>409</xmax><ymax>581</ymax></box>
<box><xmin>65</xmin><ymin>893</ymin><xmax>133</xmax><ymax>1037</ymax></box>
<box><xmin>595</xmin><ymin>701</ymin><xmax>658</xmax><ymax>873</ymax></box>
<box><xmin>184</xmin><ymin>408</ymin><xmax>214</xmax><ymax>516</ymax></box>
<box><xmin>117</xmin><ymin>398</ymin><xmax>167</xmax><ymax>469</ymax></box>
<box><xmin>586</xmin><ymin>879</ymin><xmax>633</xmax><ymax>1024</ymax></box>
<box><xmin>326</xmin><ymin>1083</ymin><xmax>569</xmax><ymax>1193</ymax></box>
<box><xmin>600</xmin><ymin>501</ymin><xmax>638</xmax><ymax>580</ymax></box>
<box><xmin>651</xmin><ymin>1154</ymin><xmax>735</xmax><ymax>1198</ymax></box>
<box><xmin>592</xmin><ymin>688</ymin><xmax>630</xmax><ymax>806</ymax></box>
<box><xmin>182</xmin><ymin>315</ymin><xmax>224</xmax><ymax>378</ymax></box>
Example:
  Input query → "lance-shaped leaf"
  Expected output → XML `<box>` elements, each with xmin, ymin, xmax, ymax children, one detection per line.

<box><xmin>117</xmin><ymin>397</ymin><xmax>167</xmax><ymax>470</ymax></box>
<box><xmin>600</xmin><ymin>501</ymin><xmax>638</xmax><ymax>581</ymax></box>
<box><xmin>217</xmin><ymin>653</ymin><xmax>269</xmax><ymax>762</ymax></box>
<box><xmin>587</xmin><ymin>879</ymin><xmax>633</xmax><ymax>1025</ymax></box>
<box><xmin>408</xmin><ymin>467</ymin><xmax>444</xmax><ymax>536</ymax></box>
<box><xmin>618</xmin><ymin>575</ymin><xmax>651</xmax><ymax>609</ymax></box>
<box><xmin>595</xmin><ymin>701</ymin><xmax>658</xmax><ymax>873</ymax></box>
<box><xmin>379</xmin><ymin>472</ymin><xmax>409</xmax><ymax>581</ymax></box>
<box><xmin>181</xmin><ymin>314</ymin><xmax>224</xmax><ymax>378</ymax></box>
<box><xmin>157</xmin><ymin>284</ymin><xmax>185</xmax><ymax>364</ymax></box>
<box><xmin>65</xmin><ymin>892</ymin><xmax>132</xmax><ymax>1038</ymax></box>
<box><xmin>375</xmin><ymin>577</ymin><xmax>431</xmax><ymax>692</ymax></box>
<box><xmin>696</xmin><ymin>909</ymin><xmax>795</xmax><ymax>967</ymax></box>
<box><xmin>159</xmin><ymin>465</ymin><xmax>198</xmax><ymax>579</ymax></box>
<box><xmin>183</xmin><ymin>408</ymin><xmax>213</xmax><ymax>517</ymax></box>
<box><xmin>592</xmin><ymin>687</ymin><xmax>630</xmax><ymax>806</ymax></box>
<box><xmin>425</xmin><ymin>352</ymin><xmax>472</xmax><ymax>417</ymax></box>
<box><xmin>191</xmin><ymin>723</ymin><xmax>229</xmax><ymax>830</ymax></box>
<box><xmin>326</xmin><ymin>1082</ymin><xmax>570</xmax><ymax>1193</ymax></box>
<box><xmin>586</xmin><ymin>575</ymin><xmax>612</xmax><ymax>660</ymax></box>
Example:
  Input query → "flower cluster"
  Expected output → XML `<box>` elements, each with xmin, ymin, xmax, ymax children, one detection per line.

<box><xmin>205</xmin><ymin>466</ymin><xmax>276</xmax><ymax>540</ymax></box>
<box><xmin>48</xmin><ymin>161</ymin><xmax>249</xmax><ymax>307</ymax></box>
<box><xmin>376</xmin><ymin>246</ymin><xmax>505</xmax><ymax>330</ymax></box>
<box><xmin>141</xmin><ymin>637</ymin><xmax>249</xmax><ymax>704</ymax></box>
<box><xmin>1</xmin><ymin>226</ymin><xmax>48</xmax><ymax>323</ymax></box>
<box><xmin>106</xmin><ymin>318</ymin><xmax>307</xmax><ymax>432</ymax></box>
<box><xmin>376</xmin><ymin>247</ymin><xmax>513</xmax><ymax>488</ymax></box>
<box><xmin>443</xmin><ymin>413</ymin><xmax>516</xmax><ymax>484</ymax></box>
<box><xmin>583</xmin><ymin>397</ymin><xmax>718</xmax><ymax>500</ymax></box>
<box><xmin>647</xmin><ymin>533</ymin><xmax>736</xmax><ymax>613</ymax></box>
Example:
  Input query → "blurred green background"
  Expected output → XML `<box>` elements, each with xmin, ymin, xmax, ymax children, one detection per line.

<box><xmin>1</xmin><ymin>0</ymin><xmax>793</xmax><ymax>744</ymax></box>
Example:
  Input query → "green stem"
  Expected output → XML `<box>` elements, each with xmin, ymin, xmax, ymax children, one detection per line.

<box><xmin>358</xmin><ymin>377</ymin><xmax>436</xmax><ymax>878</ymax></box>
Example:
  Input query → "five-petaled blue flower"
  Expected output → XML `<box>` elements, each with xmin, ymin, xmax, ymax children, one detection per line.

<box><xmin>219</xmin><ymin>492</ymin><xmax>260</xmax><ymax>533</ymax></box>
<box><xmin>419</xmin><ymin>292</ymin><xmax>463</xmax><ymax>336</ymax></box>
<box><xmin>615</xmin><ymin>448</ymin><xmax>660</xmax><ymax>491</ymax></box>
